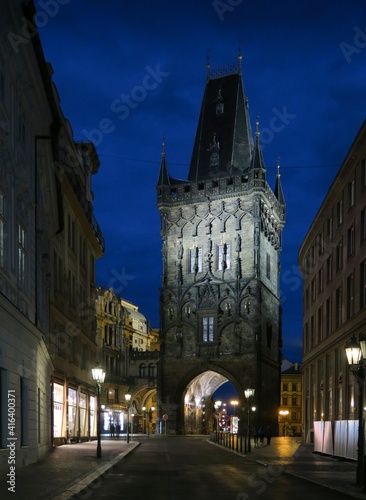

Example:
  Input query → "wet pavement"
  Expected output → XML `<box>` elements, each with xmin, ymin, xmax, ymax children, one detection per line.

<box><xmin>0</xmin><ymin>435</ymin><xmax>364</xmax><ymax>499</ymax></box>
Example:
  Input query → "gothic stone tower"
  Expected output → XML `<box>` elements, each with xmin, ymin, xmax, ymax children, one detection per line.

<box><xmin>156</xmin><ymin>59</ymin><xmax>285</xmax><ymax>435</ymax></box>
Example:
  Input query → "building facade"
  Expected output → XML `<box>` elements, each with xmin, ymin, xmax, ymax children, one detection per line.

<box><xmin>0</xmin><ymin>0</ymin><xmax>105</xmax><ymax>471</ymax></box>
<box><xmin>157</xmin><ymin>59</ymin><xmax>286</xmax><ymax>435</ymax></box>
<box><xmin>280</xmin><ymin>362</ymin><xmax>302</xmax><ymax>437</ymax></box>
<box><xmin>95</xmin><ymin>288</ymin><xmax>159</xmax><ymax>435</ymax></box>
<box><xmin>299</xmin><ymin>120</ymin><xmax>366</xmax><ymax>456</ymax></box>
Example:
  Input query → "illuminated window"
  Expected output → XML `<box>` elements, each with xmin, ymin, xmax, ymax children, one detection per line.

<box><xmin>218</xmin><ymin>243</ymin><xmax>230</xmax><ymax>270</ymax></box>
<box><xmin>202</xmin><ymin>317</ymin><xmax>214</xmax><ymax>342</ymax></box>
<box><xmin>190</xmin><ymin>247</ymin><xmax>202</xmax><ymax>273</ymax></box>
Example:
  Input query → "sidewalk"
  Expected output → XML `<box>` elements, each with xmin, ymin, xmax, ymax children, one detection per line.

<box><xmin>0</xmin><ymin>438</ymin><xmax>139</xmax><ymax>500</ymax></box>
<box><xmin>226</xmin><ymin>436</ymin><xmax>364</xmax><ymax>499</ymax></box>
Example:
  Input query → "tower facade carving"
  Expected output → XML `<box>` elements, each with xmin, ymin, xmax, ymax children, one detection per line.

<box><xmin>157</xmin><ymin>60</ymin><xmax>286</xmax><ymax>434</ymax></box>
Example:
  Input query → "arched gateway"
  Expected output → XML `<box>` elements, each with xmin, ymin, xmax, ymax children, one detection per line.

<box><xmin>156</xmin><ymin>57</ymin><xmax>286</xmax><ymax>436</ymax></box>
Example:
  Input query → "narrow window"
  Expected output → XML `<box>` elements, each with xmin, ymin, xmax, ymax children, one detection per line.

<box><xmin>218</xmin><ymin>243</ymin><xmax>230</xmax><ymax>270</ymax></box>
<box><xmin>18</xmin><ymin>223</ymin><xmax>26</xmax><ymax>286</ymax></box>
<box><xmin>202</xmin><ymin>317</ymin><xmax>214</xmax><ymax>342</ymax></box>
<box><xmin>190</xmin><ymin>247</ymin><xmax>202</xmax><ymax>273</ymax></box>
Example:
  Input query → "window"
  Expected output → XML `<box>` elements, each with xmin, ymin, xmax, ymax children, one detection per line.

<box><xmin>292</xmin><ymin>397</ymin><xmax>297</xmax><ymax>406</ymax></box>
<box><xmin>218</xmin><ymin>243</ymin><xmax>230</xmax><ymax>270</ymax></box>
<box><xmin>360</xmin><ymin>260</ymin><xmax>366</xmax><ymax>310</ymax></box>
<box><xmin>18</xmin><ymin>223</ymin><xmax>26</xmax><ymax>286</ymax></box>
<box><xmin>347</xmin><ymin>225</ymin><xmax>355</xmax><ymax>258</ymax></box>
<box><xmin>149</xmin><ymin>364</ymin><xmax>156</xmax><ymax>377</ymax></box>
<box><xmin>282</xmin><ymin>397</ymin><xmax>288</xmax><ymax>405</ymax></box>
<box><xmin>347</xmin><ymin>273</ymin><xmax>355</xmax><ymax>319</ymax></box>
<box><xmin>336</xmin><ymin>199</ymin><xmax>343</xmax><ymax>227</ymax></box>
<box><xmin>326</xmin><ymin>297</ymin><xmax>332</xmax><ymax>336</ymax></box>
<box><xmin>266</xmin><ymin>253</ymin><xmax>270</xmax><ymax>279</ymax></box>
<box><xmin>326</xmin><ymin>255</ymin><xmax>333</xmax><ymax>282</ymax></box>
<box><xmin>317</xmin><ymin>306</ymin><xmax>323</xmax><ymax>341</ymax></box>
<box><xmin>0</xmin><ymin>191</ymin><xmax>6</xmax><ymax>268</ymax></box>
<box><xmin>361</xmin><ymin>208</ymin><xmax>366</xmax><ymax>242</ymax></box>
<box><xmin>140</xmin><ymin>364</ymin><xmax>146</xmax><ymax>378</ymax></box>
<box><xmin>202</xmin><ymin>317</ymin><xmax>214</xmax><ymax>342</ymax></box>
<box><xmin>336</xmin><ymin>240</ymin><xmax>343</xmax><ymax>271</ymax></box>
<box><xmin>190</xmin><ymin>247</ymin><xmax>202</xmax><ymax>273</ymax></box>
<box><xmin>335</xmin><ymin>286</ymin><xmax>342</xmax><ymax>328</ymax></box>
<box><xmin>348</xmin><ymin>180</ymin><xmax>355</xmax><ymax>209</ymax></box>
<box><xmin>362</xmin><ymin>159</ymin><xmax>366</xmax><ymax>188</ymax></box>
<box><xmin>317</xmin><ymin>233</ymin><xmax>324</xmax><ymax>256</ymax></box>
<box><xmin>326</xmin><ymin>217</ymin><xmax>333</xmax><ymax>240</ymax></box>
<box><xmin>282</xmin><ymin>383</ymin><xmax>288</xmax><ymax>391</ymax></box>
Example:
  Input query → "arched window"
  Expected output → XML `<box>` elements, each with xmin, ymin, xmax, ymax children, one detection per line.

<box><xmin>140</xmin><ymin>364</ymin><xmax>146</xmax><ymax>378</ymax></box>
<box><xmin>149</xmin><ymin>364</ymin><xmax>156</xmax><ymax>378</ymax></box>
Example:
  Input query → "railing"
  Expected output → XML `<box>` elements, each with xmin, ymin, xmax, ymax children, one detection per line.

<box><xmin>209</xmin><ymin>431</ymin><xmax>245</xmax><ymax>453</ymax></box>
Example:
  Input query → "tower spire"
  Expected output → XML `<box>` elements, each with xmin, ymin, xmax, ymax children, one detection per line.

<box><xmin>157</xmin><ymin>135</ymin><xmax>170</xmax><ymax>186</ymax></box>
<box><xmin>274</xmin><ymin>157</ymin><xmax>285</xmax><ymax>206</ymax></box>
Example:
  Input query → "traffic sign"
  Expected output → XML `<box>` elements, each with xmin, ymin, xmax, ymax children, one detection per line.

<box><xmin>162</xmin><ymin>414</ymin><xmax>169</xmax><ymax>420</ymax></box>
<box><xmin>213</xmin><ymin>411</ymin><xmax>220</xmax><ymax>419</ymax></box>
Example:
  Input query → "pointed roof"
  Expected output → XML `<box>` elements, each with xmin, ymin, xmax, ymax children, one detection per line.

<box><xmin>157</xmin><ymin>137</ymin><xmax>170</xmax><ymax>186</ymax></box>
<box><xmin>250</xmin><ymin>116</ymin><xmax>266</xmax><ymax>172</ymax></box>
<box><xmin>274</xmin><ymin>159</ymin><xmax>285</xmax><ymax>206</ymax></box>
<box><xmin>188</xmin><ymin>62</ymin><xmax>253</xmax><ymax>182</ymax></box>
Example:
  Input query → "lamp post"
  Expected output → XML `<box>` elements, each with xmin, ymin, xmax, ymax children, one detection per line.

<box><xmin>91</xmin><ymin>363</ymin><xmax>106</xmax><ymax>459</ymax></box>
<box><xmin>125</xmin><ymin>393</ymin><xmax>131</xmax><ymax>443</ymax></box>
<box><xmin>244</xmin><ymin>388</ymin><xmax>255</xmax><ymax>452</ymax></box>
<box><xmin>148</xmin><ymin>406</ymin><xmax>155</xmax><ymax>435</ymax></box>
<box><xmin>345</xmin><ymin>334</ymin><xmax>366</xmax><ymax>488</ymax></box>
<box><xmin>142</xmin><ymin>406</ymin><xmax>146</xmax><ymax>434</ymax></box>
<box><xmin>214</xmin><ymin>400</ymin><xmax>222</xmax><ymax>442</ymax></box>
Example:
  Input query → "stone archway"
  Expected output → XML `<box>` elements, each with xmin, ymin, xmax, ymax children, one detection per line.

<box><xmin>182</xmin><ymin>370</ymin><xmax>234</xmax><ymax>434</ymax></box>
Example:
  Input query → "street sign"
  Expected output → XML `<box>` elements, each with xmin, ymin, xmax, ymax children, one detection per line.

<box><xmin>162</xmin><ymin>414</ymin><xmax>168</xmax><ymax>420</ymax></box>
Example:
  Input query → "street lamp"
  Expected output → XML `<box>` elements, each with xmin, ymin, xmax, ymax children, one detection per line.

<box><xmin>244</xmin><ymin>388</ymin><xmax>255</xmax><ymax>452</ymax></box>
<box><xmin>148</xmin><ymin>406</ymin><xmax>155</xmax><ymax>435</ymax></box>
<box><xmin>91</xmin><ymin>363</ymin><xmax>106</xmax><ymax>458</ymax></box>
<box><xmin>125</xmin><ymin>393</ymin><xmax>131</xmax><ymax>443</ymax></box>
<box><xmin>214</xmin><ymin>400</ymin><xmax>222</xmax><ymax>441</ymax></box>
<box><xmin>345</xmin><ymin>334</ymin><xmax>366</xmax><ymax>488</ymax></box>
<box><xmin>142</xmin><ymin>406</ymin><xmax>147</xmax><ymax>434</ymax></box>
<box><xmin>279</xmin><ymin>410</ymin><xmax>290</xmax><ymax>436</ymax></box>
<box><xmin>230</xmin><ymin>400</ymin><xmax>239</xmax><ymax>416</ymax></box>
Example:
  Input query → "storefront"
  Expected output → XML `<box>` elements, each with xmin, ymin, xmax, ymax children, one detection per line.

<box><xmin>52</xmin><ymin>380</ymin><xmax>96</xmax><ymax>445</ymax></box>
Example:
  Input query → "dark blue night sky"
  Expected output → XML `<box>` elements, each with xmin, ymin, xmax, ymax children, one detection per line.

<box><xmin>38</xmin><ymin>0</ymin><xmax>366</xmax><ymax>366</ymax></box>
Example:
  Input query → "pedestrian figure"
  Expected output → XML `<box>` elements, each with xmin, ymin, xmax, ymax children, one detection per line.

<box><xmin>116</xmin><ymin>423</ymin><xmax>120</xmax><ymax>437</ymax></box>
<box><xmin>258</xmin><ymin>426</ymin><xmax>264</xmax><ymax>445</ymax></box>
<box><xmin>110</xmin><ymin>423</ymin><xmax>115</xmax><ymax>437</ymax></box>
<box><xmin>266</xmin><ymin>425</ymin><xmax>272</xmax><ymax>445</ymax></box>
